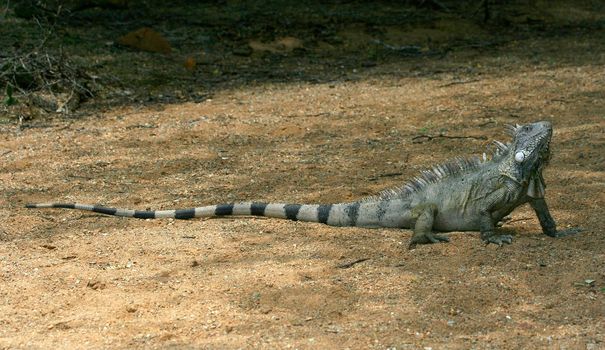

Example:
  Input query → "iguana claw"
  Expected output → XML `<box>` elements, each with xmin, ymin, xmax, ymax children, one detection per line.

<box><xmin>483</xmin><ymin>234</ymin><xmax>513</xmax><ymax>245</ymax></box>
<box><xmin>408</xmin><ymin>233</ymin><xmax>450</xmax><ymax>249</ymax></box>
<box><xmin>545</xmin><ymin>227</ymin><xmax>584</xmax><ymax>238</ymax></box>
<box><xmin>429</xmin><ymin>234</ymin><xmax>450</xmax><ymax>243</ymax></box>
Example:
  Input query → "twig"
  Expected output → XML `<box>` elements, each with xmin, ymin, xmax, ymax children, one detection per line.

<box><xmin>1</xmin><ymin>22</ymin><xmax>95</xmax><ymax>116</ymax></box>
<box><xmin>1</xmin><ymin>0</ymin><xmax>9</xmax><ymax>20</ymax></box>
<box><xmin>439</xmin><ymin>78</ymin><xmax>481</xmax><ymax>88</ymax></box>
<box><xmin>478</xmin><ymin>120</ymin><xmax>496</xmax><ymax>127</ymax></box>
<box><xmin>378</xmin><ymin>172</ymin><xmax>403</xmax><ymax>178</ymax></box>
<box><xmin>501</xmin><ymin>217</ymin><xmax>533</xmax><ymax>225</ymax></box>
<box><xmin>372</xmin><ymin>40</ymin><xmax>422</xmax><ymax>56</ymax></box>
<box><xmin>412</xmin><ymin>133</ymin><xmax>487</xmax><ymax>144</ymax></box>
<box><xmin>337</xmin><ymin>258</ymin><xmax>369</xmax><ymax>269</ymax></box>
<box><xmin>472</xmin><ymin>0</ymin><xmax>491</xmax><ymax>22</ymax></box>
<box><xmin>369</xmin><ymin>172</ymin><xmax>404</xmax><ymax>182</ymax></box>
<box><xmin>284</xmin><ymin>112</ymin><xmax>330</xmax><ymax>118</ymax></box>
<box><xmin>418</xmin><ymin>0</ymin><xmax>450</xmax><ymax>12</ymax></box>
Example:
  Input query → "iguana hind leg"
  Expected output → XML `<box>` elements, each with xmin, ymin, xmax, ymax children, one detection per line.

<box><xmin>408</xmin><ymin>203</ymin><xmax>449</xmax><ymax>249</ymax></box>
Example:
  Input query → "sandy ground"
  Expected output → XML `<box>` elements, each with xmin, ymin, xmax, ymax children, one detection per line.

<box><xmin>1</xmin><ymin>24</ymin><xmax>604</xmax><ymax>350</ymax></box>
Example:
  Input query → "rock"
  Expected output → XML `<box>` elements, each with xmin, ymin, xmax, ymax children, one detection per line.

<box><xmin>248</xmin><ymin>37</ymin><xmax>304</xmax><ymax>54</ymax></box>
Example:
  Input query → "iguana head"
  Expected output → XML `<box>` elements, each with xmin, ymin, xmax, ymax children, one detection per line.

<box><xmin>505</xmin><ymin>121</ymin><xmax>553</xmax><ymax>197</ymax></box>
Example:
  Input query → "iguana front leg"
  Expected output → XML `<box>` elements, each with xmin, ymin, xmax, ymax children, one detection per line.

<box><xmin>479</xmin><ymin>209</ymin><xmax>513</xmax><ymax>245</ymax></box>
<box><xmin>530</xmin><ymin>198</ymin><xmax>582</xmax><ymax>237</ymax></box>
<box><xmin>479</xmin><ymin>186</ymin><xmax>513</xmax><ymax>245</ymax></box>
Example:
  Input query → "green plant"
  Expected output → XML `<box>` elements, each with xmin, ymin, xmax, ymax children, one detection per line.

<box><xmin>4</xmin><ymin>84</ymin><xmax>17</xmax><ymax>106</ymax></box>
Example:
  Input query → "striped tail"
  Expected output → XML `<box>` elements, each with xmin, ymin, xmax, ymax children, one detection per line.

<box><xmin>25</xmin><ymin>202</ymin><xmax>366</xmax><ymax>226</ymax></box>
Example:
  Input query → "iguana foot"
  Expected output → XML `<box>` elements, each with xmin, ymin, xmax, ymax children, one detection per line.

<box><xmin>429</xmin><ymin>234</ymin><xmax>450</xmax><ymax>243</ymax></box>
<box><xmin>545</xmin><ymin>227</ymin><xmax>584</xmax><ymax>238</ymax></box>
<box><xmin>481</xmin><ymin>233</ymin><xmax>513</xmax><ymax>245</ymax></box>
<box><xmin>408</xmin><ymin>233</ymin><xmax>449</xmax><ymax>249</ymax></box>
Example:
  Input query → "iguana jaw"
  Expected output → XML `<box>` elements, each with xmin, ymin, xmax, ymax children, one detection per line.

<box><xmin>512</xmin><ymin>121</ymin><xmax>552</xmax><ymax>166</ymax></box>
<box><xmin>507</xmin><ymin>121</ymin><xmax>552</xmax><ymax>197</ymax></box>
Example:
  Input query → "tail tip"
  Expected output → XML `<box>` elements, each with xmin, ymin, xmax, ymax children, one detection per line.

<box><xmin>25</xmin><ymin>203</ymin><xmax>37</xmax><ymax>208</ymax></box>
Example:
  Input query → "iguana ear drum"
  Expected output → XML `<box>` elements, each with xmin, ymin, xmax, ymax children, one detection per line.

<box><xmin>514</xmin><ymin>151</ymin><xmax>526</xmax><ymax>163</ymax></box>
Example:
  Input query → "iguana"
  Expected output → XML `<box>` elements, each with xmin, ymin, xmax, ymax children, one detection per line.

<box><xmin>26</xmin><ymin>121</ymin><xmax>580</xmax><ymax>248</ymax></box>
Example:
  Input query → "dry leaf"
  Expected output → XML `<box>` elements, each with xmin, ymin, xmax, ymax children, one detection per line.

<box><xmin>118</xmin><ymin>27</ymin><xmax>172</xmax><ymax>54</ymax></box>
<box><xmin>184</xmin><ymin>56</ymin><xmax>196</xmax><ymax>72</ymax></box>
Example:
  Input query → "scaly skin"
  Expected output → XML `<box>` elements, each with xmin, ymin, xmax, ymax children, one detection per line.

<box><xmin>26</xmin><ymin>121</ymin><xmax>581</xmax><ymax>248</ymax></box>
<box><xmin>406</xmin><ymin>121</ymin><xmax>581</xmax><ymax>247</ymax></box>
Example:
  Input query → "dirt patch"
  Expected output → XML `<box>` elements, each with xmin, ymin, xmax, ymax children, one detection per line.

<box><xmin>1</xmin><ymin>2</ymin><xmax>604</xmax><ymax>349</ymax></box>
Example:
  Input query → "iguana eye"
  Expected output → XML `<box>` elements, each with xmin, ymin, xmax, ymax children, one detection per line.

<box><xmin>515</xmin><ymin>151</ymin><xmax>525</xmax><ymax>162</ymax></box>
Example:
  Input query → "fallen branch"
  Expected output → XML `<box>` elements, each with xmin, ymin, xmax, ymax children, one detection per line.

<box><xmin>1</xmin><ymin>20</ymin><xmax>97</xmax><ymax>116</ymax></box>
<box><xmin>337</xmin><ymin>258</ymin><xmax>369</xmax><ymax>269</ymax></box>
<box><xmin>500</xmin><ymin>217</ymin><xmax>533</xmax><ymax>225</ymax></box>
<box><xmin>439</xmin><ymin>78</ymin><xmax>481</xmax><ymax>88</ymax></box>
<box><xmin>416</xmin><ymin>0</ymin><xmax>450</xmax><ymax>12</ymax></box>
<box><xmin>412</xmin><ymin>133</ymin><xmax>487</xmax><ymax>144</ymax></box>
<box><xmin>378</xmin><ymin>172</ymin><xmax>403</xmax><ymax>178</ymax></box>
